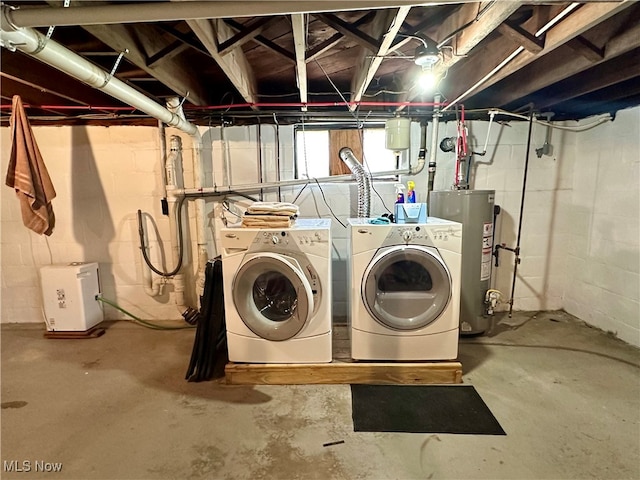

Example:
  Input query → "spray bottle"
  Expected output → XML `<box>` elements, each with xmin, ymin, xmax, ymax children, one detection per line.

<box><xmin>395</xmin><ymin>183</ymin><xmax>405</xmax><ymax>203</ymax></box>
<box><xmin>407</xmin><ymin>181</ymin><xmax>416</xmax><ymax>203</ymax></box>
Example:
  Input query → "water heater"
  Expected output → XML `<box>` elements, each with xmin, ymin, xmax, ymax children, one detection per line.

<box><xmin>40</xmin><ymin>262</ymin><xmax>103</xmax><ymax>332</ymax></box>
<box><xmin>430</xmin><ymin>190</ymin><xmax>495</xmax><ymax>334</ymax></box>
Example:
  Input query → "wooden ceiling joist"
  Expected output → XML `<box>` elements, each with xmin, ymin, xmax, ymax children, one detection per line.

<box><xmin>467</xmin><ymin>1</ymin><xmax>632</xmax><ymax>98</ymax></box>
<box><xmin>497</xmin><ymin>20</ymin><xmax>545</xmax><ymax>54</ymax></box>
<box><xmin>46</xmin><ymin>0</ymin><xmax>211</xmax><ymax>105</ymax></box>
<box><xmin>314</xmin><ymin>13</ymin><xmax>381</xmax><ymax>52</ymax></box>
<box><xmin>291</xmin><ymin>14</ymin><xmax>308</xmax><ymax>108</ymax></box>
<box><xmin>82</xmin><ymin>23</ymin><xmax>211</xmax><ymax>105</ymax></box>
<box><xmin>491</xmin><ymin>19</ymin><xmax>640</xmax><ymax>108</ymax></box>
<box><xmin>388</xmin><ymin>13</ymin><xmax>448</xmax><ymax>54</ymax></box>
<box><xmin>0</xmin><ymin>76</ymin><xmax>83</xmax><ymax>116</ymax></box>
<box><xmin>187</xmin><ymin>18</ymin><xmax>258</xmax><ymax>105</ymax></box>
<box><xmin>351</xmin><ymin>7</ymin><xmax>411</xmax><ymax>105</ymax></box>
<box><xmin>146</xmin><ymin>41</ymin><xmax>191</xmax><ymax>67</ymax></box>
<box><xmin>529</xmin><ymin>49</ymin><xmax>640</xmax><ymax>111</ymax></box>
<box><xmin>218</xmin><ymin>17</ymin><xmax>276</xmax><ymax>56</ymax></box>
<box><xmin>566</xmin><ymin>36</ymin><xmax>605</xmax><ymax>62</ymax></box>
<box><xmin>1</xmin><ymin>54</ymin><xmax>120</xmax><ymax>108</ymax></box>
<box><xmin>224</xmin><ymin>19</ymin><xmax>295</xmax><ymax>64</ymax></box>
<box><xmin>305</xmin><ymin>11</ymin><xmax>376</xmax><ymax>63</ymax></box>
<box><xmin>157</xmin><ymin>25</ymin><xmax>212</xmax><ymax>58</ymax></box>
<box><xmin>399</xmin><ymin>1</ymin><xmax>522</xmax><ymax>107</ymax></box>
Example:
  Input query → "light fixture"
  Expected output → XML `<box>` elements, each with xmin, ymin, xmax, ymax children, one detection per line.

<box><xmin>414</xmin><ymin>42</ymin><xmax>441</xmax><ymax>92</ymax></box>
<box><xmin>414</xmin><ymin>43</ymin><xmax>440</xmax><ymax>68</ymax></box>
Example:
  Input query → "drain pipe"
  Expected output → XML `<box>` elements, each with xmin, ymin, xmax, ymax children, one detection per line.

<box><xmin>166</xmin><ymin>97</ymin><xmax>209</xmax><ymax>299</ymax></box>
<box><xmin>0</xmin><ymin>12</ymin><xmax>197</xmax><ymax>136</ymax></box>
<box><xmin>164</xmin><ymin>135</ymin><xmax>187</xmax><ymax>310</ymax></box>
<box><xmin>0</xmin><ymin>16</ymin><xmax>207</xmax><ymax>307</ymax></box>
<box><xmin>427</xmin><ymin>95</ymin><xmax>441</xmax><ymax>203</ymax></box>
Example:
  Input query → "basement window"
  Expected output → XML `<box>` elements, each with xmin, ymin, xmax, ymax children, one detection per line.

<box><xmin>294</xmin><ymin>125</ymin><xmax>404</xmax><ymax>179</ymax></box>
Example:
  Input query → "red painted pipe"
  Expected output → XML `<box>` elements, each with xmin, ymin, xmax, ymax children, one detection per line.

<box><xmin>1</xmin><ymin>101</ymin><xmax>449</xmax><ymax>111</ymax></box>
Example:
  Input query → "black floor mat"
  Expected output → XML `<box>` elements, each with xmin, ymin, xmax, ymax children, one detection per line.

<box><xmin>351</xmin><ymin>384</ymin><xmax>505</xmax><ymax>435</ymax></box>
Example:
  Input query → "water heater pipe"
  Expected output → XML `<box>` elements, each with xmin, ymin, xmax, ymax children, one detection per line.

<box><xmin>427</xmin><ymin>95</ymin><xmax>441</xmax><ymax>202</ymax></box>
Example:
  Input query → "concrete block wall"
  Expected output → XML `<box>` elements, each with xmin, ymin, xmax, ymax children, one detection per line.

<box><xmin>562</xmin><ymin>107</ymin><xmax>640</xmax><ymax>346</ymax></box>
<box><xmin>1</xmin><ymin>126</ymin><xmax>183</xmax><ymax>323</ymax></box>
<box><xmin>2</xmin><ymin>109</ymin><xmax>639</xmax><ymax>347</ymax></box>
<box><xmin>409</xmin><ymin>117</ymin><xmax>572</xmax><ymax>313</ymax></box>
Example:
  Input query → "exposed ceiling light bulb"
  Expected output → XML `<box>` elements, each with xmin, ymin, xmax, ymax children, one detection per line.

<box><xmin>418</xmin><ymin>65</ymin><xmax>437</xmax><ymax>91</ymax></box>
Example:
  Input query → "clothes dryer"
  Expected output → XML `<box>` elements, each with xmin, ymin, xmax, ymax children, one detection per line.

<box><xmin>348</xmin><ymin>218</ymin><xmax>462</xmax><ymax>360</ymax></box>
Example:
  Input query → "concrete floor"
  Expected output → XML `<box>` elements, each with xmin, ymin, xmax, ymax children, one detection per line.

<box><xmin>1</xmin><ymin>311</ymin><xmax>639</xmax><ymax>480</ymax></box>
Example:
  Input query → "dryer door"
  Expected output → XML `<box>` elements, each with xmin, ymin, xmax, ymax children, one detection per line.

<box><xmin>362</xmin><ymin>245</ymin><xmax>452</xmax><ymax>331</ymax></box>
<box><xmin>233</xmin><ymin>253</ymin><xmax>314</xmax><ymax>341</ymax></box>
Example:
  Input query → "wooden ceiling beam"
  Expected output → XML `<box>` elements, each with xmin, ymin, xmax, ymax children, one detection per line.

<box><xmin>388</xmin><ymin>13</ymin><xmax>447</xmax><ymax>53</ymax></box>
<box><xmin>291</xmin><ymin>14</ymin><xmax>308</xmax><ymax>109</ymax></box>
<box><xmin>305</xmin><ymin>33</ymin><xmax>343</xmax><ymax>63</ymax></box>
<box><xmin>497</xmin><ymin>20</ymin><xmax>544</xmax><ymax>53</ymax></box>
<box><xmin>0</xmin><ymin>76</ymin><xmax>84</xmax><ymax>116</ymax></box>
<box><xmin>187</xmin><ymin>18</ymin><xmax>258</xmax><ymax>105</ymax></box>
<box><xmin>440</xmin><ymin>2</ymin><xmax>523</xmax><ymax>69</ymax></box>
<box><xmin>443</xmin><ymin>4</ymin><xmax>562</xmax><ymax>102</ymax></box>
<box><xmin>351</xmin><ymin>7</ymin><xmax>412</xmax><ymax>104</ymax></box>
<box><xmin>566</xmin><ymin>36</ymin><xmax>604</xmax><ymax>62</ymax></box>
<box><xmin>314</xmin><ymin>13</ymin><xmax>381</xmax><ymax>52</ymax></box>
<box><xmin>399</xmin><ymin>1</ymin><xmax>522</xmax><ymax>107</ymax></box>
<box><xmin>1</xmin><ymin>53</ymin><xmax>120</xmax><ymax>107</ymax></box>
<box><xmin>147</xmin><ymin>41</ymin><xmax>191</xmax><ymax>67</ymax></box>
<box><xmin>528</xmin><ymin>49</ymin><xmax>640</xmax><ymax>111</ymax></box>
<box><xmin>468</xmin><ymin>2</ymin><xmax>632</xmax><ymax>96</ymax></box>
<box><xmin>219</xmin><ymin>17</ymin><xmax>276</xmax><ymax>56</ymax></box>
<box><xmin>491</xmin><ymin>19</ymin><xmax>640</xmax><ymax>108</ymax></box>
<box><xmin>46</xmin><ymin>0</ymin><xmax>211</xmax><ymax>105</ymax></box>
<box><xmin>157</xmin><ymin>25</ymin><xmax>211</xmax><ymax>58</ymax></box>
<box><xmin>305</xmin><ymin>11</ymin><xmax>377</xmax><ymax>62</ymax></box>
<box><xmin>81</xmin><ymin>24</ymin><xmax>210</xmax><ymax>105</ymax></box>
<box><xmin>559</xmin><ymin>80</ymin><xmax>640</xmax><ymax>118</ymax></box>
<box><xmin>224</xmin><ymin>18</ymin><xmax>295</xmax><ymax>64</ymax></box>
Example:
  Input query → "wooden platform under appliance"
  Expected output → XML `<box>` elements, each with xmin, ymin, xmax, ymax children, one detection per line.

<box><xmin>224</xmin><ymin>325</ymin><xmax>463</xmax><ymax>385</ymax></box>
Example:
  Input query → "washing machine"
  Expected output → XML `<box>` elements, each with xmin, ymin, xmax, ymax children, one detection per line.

<box><xmin>348</xmin><ymin>217</ymin><xmax>462</xmax><ymax>360</ymax></box>
<box><xmin>220</xmin><ymin>219</ymin><xmax>332</xmax><ymax>363</ymax></box>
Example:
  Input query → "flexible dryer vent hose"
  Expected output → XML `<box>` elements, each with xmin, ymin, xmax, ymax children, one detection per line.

<box><xmin>339</xmin><ymin>147</ymin><xmax>372</xmax><ymax>218</ymax></box>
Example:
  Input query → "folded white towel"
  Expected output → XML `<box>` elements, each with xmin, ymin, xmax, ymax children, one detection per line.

<box><xmin>246</xmin><ymin>202</ymin><xmax>299</xmax><ymax>217</ymax></box>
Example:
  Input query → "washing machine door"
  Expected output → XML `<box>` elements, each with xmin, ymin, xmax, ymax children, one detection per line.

<box><xmin>232</xmin><ymin>253</ymin><xmax>314</xmax><ymax>341</ymax></box>
<box><xmin>362</xmin><ymin>245</ymin><xmax>452</xmax><ymax>331</ymax></box>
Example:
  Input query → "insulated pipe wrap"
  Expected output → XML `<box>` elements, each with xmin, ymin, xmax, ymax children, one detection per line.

<box><xmin>339</xmin><ymin>147</ymin><xmax>371</xmax><ymax>218</ymax></box>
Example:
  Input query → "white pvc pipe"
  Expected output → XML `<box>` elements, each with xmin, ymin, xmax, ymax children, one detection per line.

<box><xmin>0</xmin><ymin>19</ymin><xmax>198</xmax><ymax>135</ymax></box>
<box><xmin>165</xmin><ymin>136</ymin><xmax>187</xmax><ymax>310</ymax></box>
<box><xmin>192</xmin><ymin>131</ymin><xmax>209</xmax><ymax>300</ymax></box>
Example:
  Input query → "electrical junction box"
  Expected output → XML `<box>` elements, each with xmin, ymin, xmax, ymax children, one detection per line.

<box><xmin>40</xmin><ymin>262</ymin><xmax>103</xmax><ymax>332</ymax></box>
